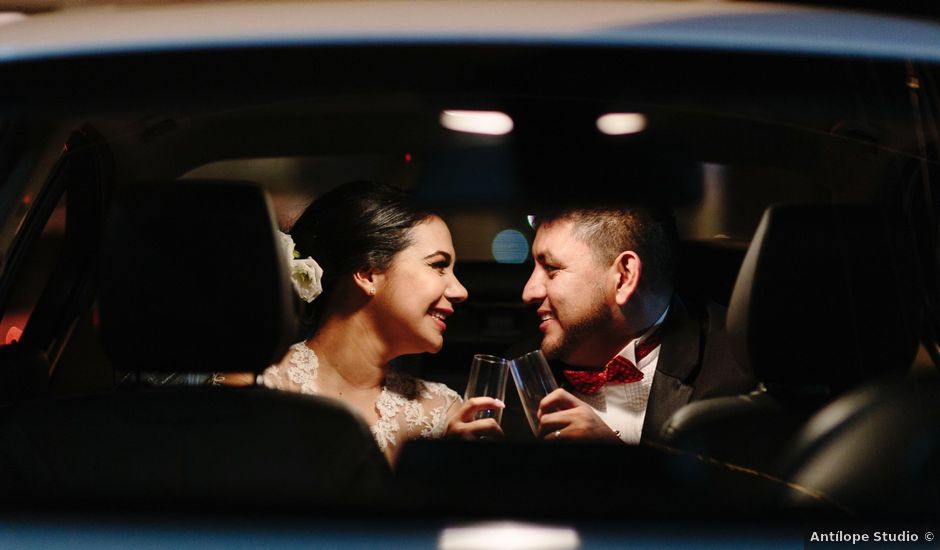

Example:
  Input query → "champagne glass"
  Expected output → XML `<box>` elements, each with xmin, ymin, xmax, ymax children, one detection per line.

<box><xmin>464</xmin><ymin>354</ymin><xmax>509</xmax><ymax>423</ymax></box>
<box><xmin>509</xmin><ymin>349</ymin><xmax>559</xmax><ymax>435</ymax></box>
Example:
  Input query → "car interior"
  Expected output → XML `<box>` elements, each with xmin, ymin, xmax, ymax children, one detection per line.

<box><xmin>0</xmin><ymin>44</ymin><xmax>937</xmax><ymax>525</ymax></box>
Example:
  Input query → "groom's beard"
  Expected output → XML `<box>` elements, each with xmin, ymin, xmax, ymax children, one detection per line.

<box><xmin>541</xmin><ymin>291</ymin><xmax>612</xmax><ymax>365</ymax></box>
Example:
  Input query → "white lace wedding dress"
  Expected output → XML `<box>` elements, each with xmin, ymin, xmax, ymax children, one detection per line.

<box><xmin>262</xmin><ymin>342</ymin><xmax>461</xmax><ymax>461</ymax></box>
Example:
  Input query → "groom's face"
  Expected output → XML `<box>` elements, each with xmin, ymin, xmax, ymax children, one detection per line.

<box><xmin>522</xmin><ymin>219</ymin><xmax>616</xmax><ymax>367</ymax></box>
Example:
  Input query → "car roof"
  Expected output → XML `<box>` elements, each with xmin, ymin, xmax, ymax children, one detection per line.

<box><xmin>1</xmin><ymin>1</ymin><xmax>940</xmax><ymax>62</ymax></box>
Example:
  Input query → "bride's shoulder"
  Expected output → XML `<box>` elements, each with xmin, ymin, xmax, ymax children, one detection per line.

<box><xmin>262</xmin><ymin>341</ymin><xmax>318</xmax><ymax>393</ymax></box>
<box><xmin>389</xmin><ymin>370</ymin><xmax>460</xmax><ymax>405</ymax></box>
<box><xmin>417</xmin><ymin>378</ymin><xmax>460</xmax><ymax>402</ymax></box>
<box><xmin>269</xmin><ymin>341</ymin><xmax>314</xmax><ymax>368</ymax></box>
<box><xmin>288</xmin><ymin>341</ymin><xmax>316</xmax><ymax>363</ymax></box>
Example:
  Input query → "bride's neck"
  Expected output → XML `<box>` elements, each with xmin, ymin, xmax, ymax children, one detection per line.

<box><xmin>307</xmin><ymin>314</ymin><xmax>391</xmax><ymax>390</ymax></box>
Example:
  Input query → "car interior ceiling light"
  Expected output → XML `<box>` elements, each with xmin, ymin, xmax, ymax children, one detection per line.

<box><xmin>596</xmin><ymin>112</ymin><xmax>647</xmax><ymax>135</ymax></box>
<box><xmin>440</xmin><ymin>110</ymin><xmax>514</xmax><ymax>135</ymax></box>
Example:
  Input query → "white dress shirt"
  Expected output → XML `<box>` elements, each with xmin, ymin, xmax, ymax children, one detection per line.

<box><xmin>573</xmin><ymin>307</ymin><xmax>669</xmax><ymax>444</ymax></box>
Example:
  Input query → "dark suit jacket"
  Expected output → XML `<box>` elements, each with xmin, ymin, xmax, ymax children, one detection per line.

<box><xmin>507</xmin><ymin>295</ymin><xmax>754</xmax><ymax>443</ymax></box>
<box><xmin>638</xmin><ymin>295</ymin><xmax>754</xmax><ymax>443</ymax></box>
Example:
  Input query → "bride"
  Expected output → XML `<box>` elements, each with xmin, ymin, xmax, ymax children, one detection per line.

<box><xmin>261</xmin><ymin>181</ymin><xmax>501</xmax><ymax>463</ymax></box>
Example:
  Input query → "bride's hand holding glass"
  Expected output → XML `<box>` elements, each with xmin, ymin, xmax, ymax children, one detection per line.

<box><xmin>445</xmin><ymin>397</ymin><xmax>506</xmax><ymax>440</ymax></box>
<box><xmin>445</xmin><ymin>354</ymin><xmax>508</xmax><ymax>440</ymax></box>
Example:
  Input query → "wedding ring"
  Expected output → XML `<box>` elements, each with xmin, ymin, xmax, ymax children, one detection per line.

<box><xmin>554</xmin><ymin>429</ymin><xmax>562</xmax><ymax>440</ymax></box>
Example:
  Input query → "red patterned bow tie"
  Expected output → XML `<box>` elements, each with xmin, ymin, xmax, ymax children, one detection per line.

<box><xmin>563</xmin><ymin>327</ymin><xmax>662</xmax><ymax>395</ymax></box>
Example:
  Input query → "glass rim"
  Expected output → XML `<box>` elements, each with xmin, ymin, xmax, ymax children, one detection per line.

<box><xmin>472</xmin><ymin>353</ymin><xmax>507</xmax><ymax>364</ymax></box>
<box><xmin>511</xmin><ymin>349</ymin><xmax>545</xmax><ymax>362</ymax></box>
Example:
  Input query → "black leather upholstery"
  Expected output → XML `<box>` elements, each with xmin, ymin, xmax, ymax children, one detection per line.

<box><xmin>0</xmin><ymin>387</ymin><xmax>389</xmax><ymax>509</ymax></box>
<box><xmin>0</xmin><ymin>180</ymin><xmax>391</xmax><ymax>510</ymax></box>
<box><xmin>394</xmin><ymin>438</ymin><xmax>794</xmax><ymax>520</ymax></box>
<box><xmin>660</xmin><ymin>391</ymin><xmax>816</xmax><ymax>468</ymax></box>
<box><xmin>779</xmin><ymin>371</ymin><xmax>940</xmax><ymax>518</ymax></box>
<box><xmin>727</xmin><ymin>204</ymin><xmax>918</xmax><ymax>393</ymax></box>
<box><xmin>662</xmin><ymin>204</ymin><xmax>920</xmax><ymax>476</ymax></box>
<box><xmin>98</xmin><ymin>180</ymin><xmax>298</xmax><ymax>373</ymax></box>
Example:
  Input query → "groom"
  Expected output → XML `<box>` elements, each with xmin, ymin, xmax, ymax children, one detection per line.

<box><xmin>521</xmin><ymin>204</ymin><xmax>755</xmax><ymax>444</ymax></box>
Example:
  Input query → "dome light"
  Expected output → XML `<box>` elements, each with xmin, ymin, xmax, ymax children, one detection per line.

<box><xmin>440</xmin><ymin>110</ymin><xmax>513</xmax><ymax>136</ymax></box>
<box><xmin>596</xmin><ymin>112</ymin><xmax>647</xmax><ymax>135</ymax></box>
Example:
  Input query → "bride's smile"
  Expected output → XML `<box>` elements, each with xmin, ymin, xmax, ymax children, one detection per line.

<box><xmin>368</xmin><ymin>215</ymin><xmax>468</xmax><ymax>356</ymax></box>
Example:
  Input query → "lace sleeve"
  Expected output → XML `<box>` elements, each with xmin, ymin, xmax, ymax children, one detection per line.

<box><xmin>261</xmin><ymin>342</ymin><xmax>319</xmax><ymax>394</ymax></box>
<box><xmin>415</xmin><ymin>379</ymin><xmax>462</xmax><ymax>439</ymax></box>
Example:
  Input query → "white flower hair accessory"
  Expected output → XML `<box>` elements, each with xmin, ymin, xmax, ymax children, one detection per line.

<box><xmin>278</xmin><ymin>230</ymin><xmax>323</xmax><ymax>303</ymax></box>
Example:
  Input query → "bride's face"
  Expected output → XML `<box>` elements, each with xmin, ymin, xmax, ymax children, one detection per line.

<box><xmin>373</xmin><ymin>216</ymin><xmax>468</xmax><ymax>355</ymax></box>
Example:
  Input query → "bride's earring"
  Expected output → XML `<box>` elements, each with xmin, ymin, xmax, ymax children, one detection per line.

<box><xmin>370</xmin><ymin>286</ymin><xmax>376</xmax><ymax>296</ymax></box>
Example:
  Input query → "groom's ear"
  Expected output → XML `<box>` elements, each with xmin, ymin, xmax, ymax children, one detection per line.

<box><xmin>613</xmin><ymin>250</ymin><xmax>641</xmax><ymax>306</ymax></box>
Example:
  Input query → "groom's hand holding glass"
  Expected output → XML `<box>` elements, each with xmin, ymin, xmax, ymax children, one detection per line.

<box><xmin>445</xmin><ymin>354</ymin><xmax>507</xmax><ymax>441</ymax></box>
<box><xmin>510</xmin><ymin>349</ymin><xmax>621</xmax><ymax>443</ymax></box>
<box><xmin>536</xmin><ymin>389</ymin><xmax>623</xmax><ymax>442</ymax></box>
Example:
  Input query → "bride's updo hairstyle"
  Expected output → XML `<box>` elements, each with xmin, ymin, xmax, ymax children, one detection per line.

<box><xmin>289</xmin><ymin>180</ymin><xmax>433</xmax><ymax>335</ymax></box>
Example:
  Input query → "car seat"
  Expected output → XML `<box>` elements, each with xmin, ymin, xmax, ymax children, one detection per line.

<box><xmin>0</xmin><ymin>180</ymin><xmax>390</xmax><ymax>510</ymax></box>
<box><xmin>775</xmin><ymin>367</ymin><xmax>939</xmax><ymax>518</ymax></box>
<box><xmin>661</xmin><ymin>204</ymin><xmax>920</xmax><ymax>476</ymax></box>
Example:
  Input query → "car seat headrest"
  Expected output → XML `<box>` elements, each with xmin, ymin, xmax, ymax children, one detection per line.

<box><xmin>98</xmin><ymin>180</ymin><xmax>299</xmax><ymax>373</ymax></box>
<box><xmin>727</xmin><ymin>204</ymin><xmax>919</xmax><ymax>394</ymax></box>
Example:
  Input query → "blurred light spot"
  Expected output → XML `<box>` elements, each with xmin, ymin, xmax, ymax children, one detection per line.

<box><xmin>438</xmin><ymin>521</ymin><xmax>580</xmax><ymax>550</ymax></box>
<box><xmin>5</xmin><ymin>326</ymin><xmax>22</xmax><ymax>345</ymax></box>
<box><xmin>404</xmin><ymin>152</ymin><xmax>413</xmax><ymax>163</ymax></box>
<box><xmin>0</xmin><ymin>13</ymin><xmax>26</xmax><ymax>27</ymax></box>
<box><xmin>526</xmin><ymin>215</ymin><xmax>536</xmax><ymax>229</ymax></box>
<box><xmin>596</xmin><ymin>112</ymin><xmax>647</xmax><ymax>135</ymax></box>
<box><xmin>441</xmin><ymin>110</ymin><xmax>513</xmax><ymax>136</ymax></box>
<box><xmin>491</xmin><ymin>229</ymin><xmax>529</xmax><ymax>264</ymax></box>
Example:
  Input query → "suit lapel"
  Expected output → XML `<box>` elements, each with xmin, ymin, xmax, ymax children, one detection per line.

<box><xmin>641</xmin><ymin>296</ymin><xmax>702</xmax><ymax>441</ymax></box>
